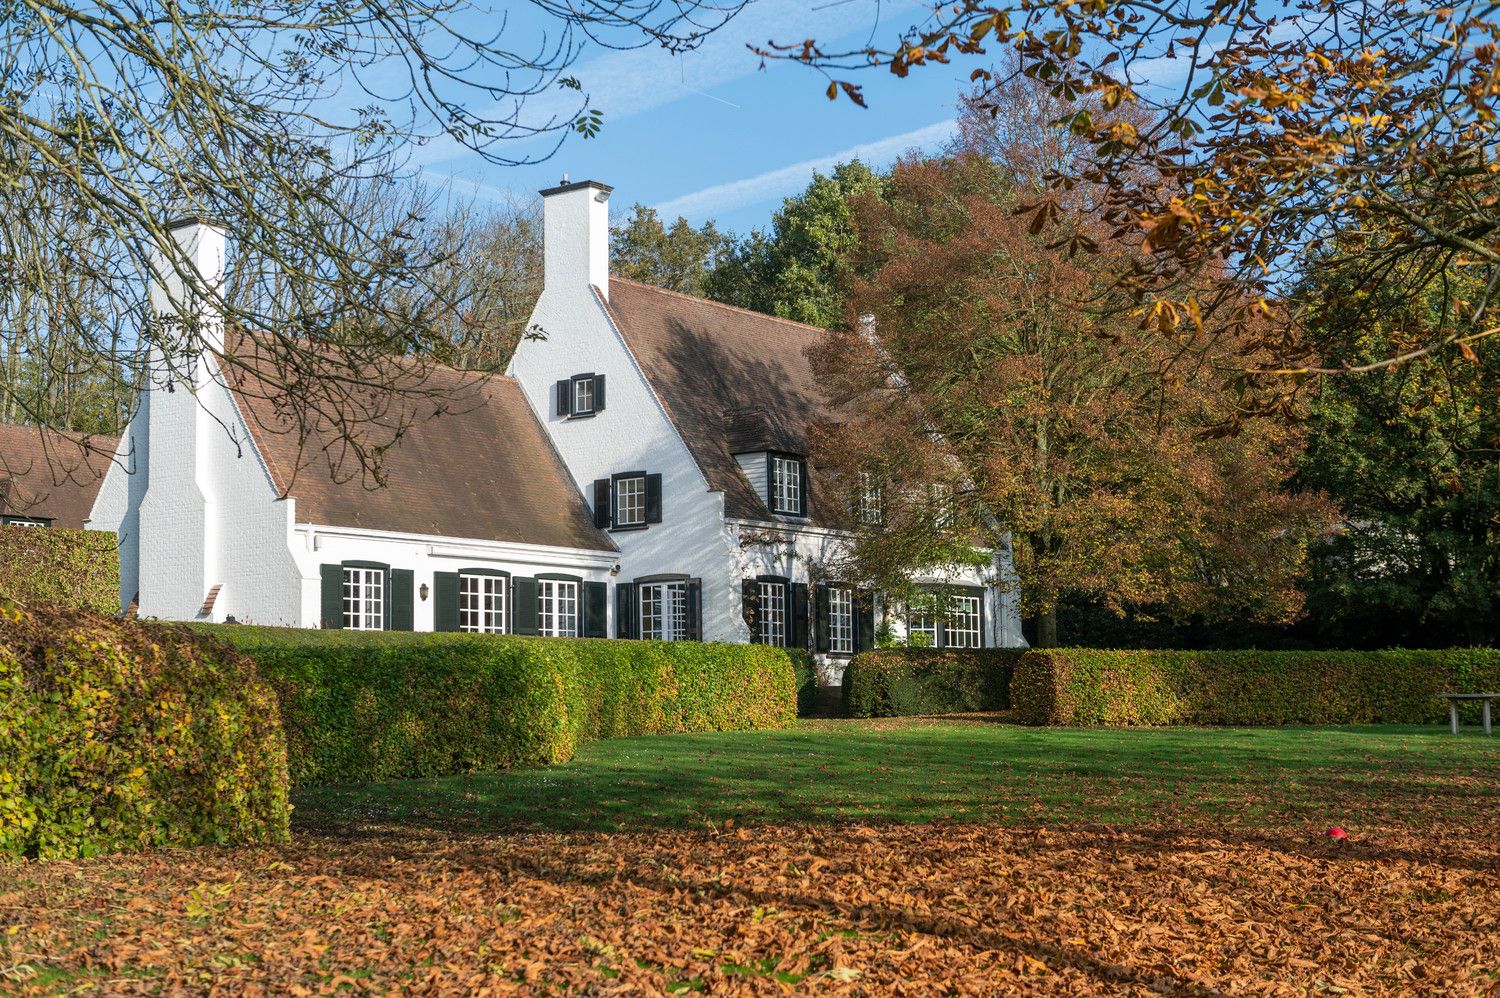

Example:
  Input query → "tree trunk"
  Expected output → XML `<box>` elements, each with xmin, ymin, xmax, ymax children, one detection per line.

<box><xmin>1036</xmin><ymin>606</ymin><xmax>1059</xmax><ymax>648</ymax></box>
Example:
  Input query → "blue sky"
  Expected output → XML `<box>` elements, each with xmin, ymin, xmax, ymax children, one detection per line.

<box><xmin>415</xmin><ymin>0</ymin><xmax>977</xmax><ymax>235</ymax></box>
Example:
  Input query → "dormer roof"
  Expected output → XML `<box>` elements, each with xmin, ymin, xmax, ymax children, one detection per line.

<box><xmin>600</xmin><ymin>278</ymin><xmax>840</xmax><ymax>525</ymax></box>
<box><xmin>0</xmin><ymin>423</ymin><xmax>117</xmax><ymax>528</ymax></box>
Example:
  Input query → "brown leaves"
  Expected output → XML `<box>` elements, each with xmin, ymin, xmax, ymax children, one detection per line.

<box><xmin>2</xmin><ymin>817</ymin><xmax>1499</xmax><ymax>995</ymax></box>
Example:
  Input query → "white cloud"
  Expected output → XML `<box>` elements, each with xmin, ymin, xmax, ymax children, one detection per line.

<box><xmin>655</xmin><ymin>117</ymin><xmax>956</xmax><ymax>220</ymax></box>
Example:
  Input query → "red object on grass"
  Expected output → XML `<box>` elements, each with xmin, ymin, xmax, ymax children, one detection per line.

<box><xmin>1326</xmin><ymin>826</ymin><xmax>1348</xmax><ymax>840</ymax></box>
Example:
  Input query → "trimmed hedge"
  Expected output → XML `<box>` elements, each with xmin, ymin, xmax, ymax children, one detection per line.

<box><xmin>0</xmin><ymin>605</ymin><xmax>290</xmax><ymax>860</ymax></box>
<box><xmin>208</xmin><ymin>627</ymin><xmax>797</xmax><ymax>785</ymax></box>
<box><xmin>1013</xmin><ymin>647</ymin><xmax>1500</xmax><ymax>726</ymax></box>
<box><xmin>844</xmin><ymin>648</ymin><xmax>1025</xmax><ymax>718</ymax></box>
<box><xmin>0</xmin><ymin>526</ymin><xmax>119</xmax><ymax>614</ymax></box>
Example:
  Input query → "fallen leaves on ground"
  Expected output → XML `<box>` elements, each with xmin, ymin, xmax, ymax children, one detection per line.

<box><xmin>2</xmin><ymin>819</ymin><xmax>1497</xmax><ymax>995</ymax></box>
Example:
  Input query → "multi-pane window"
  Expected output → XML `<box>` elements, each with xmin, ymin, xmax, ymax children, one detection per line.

<box><xmin>615</xmin><ymin>475</ymin><xmax>646</xmax><ymax>527</ymax></box>
<box><xmin>0</xmin><ymin>516</ymin><xmax>49</xmax><ymax>527</ymax></box>
<box><xmin>640</xmin><ymin>581</ymin><xmax>688</xmax><ymax>641</ymax></box>
<box><xmin>828</xmin><ymin>587</ymin><xmax>854</xmax><ymax>654</ymax></box>
<box><xmin>771</xmin><ymin>456</ymin><xmax>803</xmax><ymax>515</ymax></box>
<box><xmin>906</xmin><ymin>613</ymin><xmax>939</xmax><ymax>647</ymax></box>
<box><xmin>459</xmin><ymin>573</ymin><xmax>507</xmax><ymax>633</ymax></box>
<box><xmin>758</xmin><ymin>581</ymin><xmax>787</xmax><ymax>646</ymax></box>
<box><xmin>573</xmin><ymin>376</ymin><xmax>595</xmax><ymax>415</ymax></box>
<box><xmin>538</xmin><ymin>579</ymin><xmax>579</xmax><ymax>637</ymax></box>
<box><xmin>857</xmin><ymin>473</ymin><xmax>882</xmax><ymax>526</ymax></box>
<box><xmin>343</xmin><ymin>567</ymin><xmax>385</xmax><ymax>630</ymax></box>
<box><xmin>947</xmin><ymin>594</ymin><xmax>982</xmax><ymax>648</ymax></box>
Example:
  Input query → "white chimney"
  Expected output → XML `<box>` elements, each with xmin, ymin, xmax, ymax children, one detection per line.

<box><xmin>540</xmin><ymin>178</ymin><xmax>612</xmax><ymax>300</ymax></box>
<box><xmin>150</xmin><ymin>214</ymin><xmax>228</xmax><ymax>357</ymax></box>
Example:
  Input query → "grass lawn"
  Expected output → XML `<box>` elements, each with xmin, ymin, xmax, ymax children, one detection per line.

<box><xmin>297</xmin><ymin>716</ymin><xmax>1500</xmax><ymax>833</ymax></box>
<box><xmin>4</xmin><ymin>718</ymin><xmax>1498</xmax><ymax>995</ymax></box>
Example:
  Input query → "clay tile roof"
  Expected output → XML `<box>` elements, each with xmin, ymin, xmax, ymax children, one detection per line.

<box><xmin>601</xmin><ymin>278</ymin><xmax>839</xmax><ymax>525</ymax></box>
<box><xmin>223</xmin><ymin>336</ymin><xmax>614</xmax><ymax>552</ymax></box>
<box><xmin>0</xmin><ymin>423</ymin><xmax>118</xmax><ymax>529</ymax></box>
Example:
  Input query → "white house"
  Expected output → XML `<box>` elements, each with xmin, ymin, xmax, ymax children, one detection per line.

<box><xmin>85</xmin><ymin>178</ymin><xmax>1024</xmax><ymax>680</ymax></box>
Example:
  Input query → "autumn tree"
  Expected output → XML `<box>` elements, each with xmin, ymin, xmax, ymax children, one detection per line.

<box><xmin>610</xmin><ymin>204</ymin><xmax>734</xmax><ymax>296</ymax></box>
<box><xmin>811</xmin><ymin>153</ymin><xmax>1335</xmax><ymax>645</ymax></box>
<box><xmin>767</xmin><ymin>1</ymin><xmax>1500</xmax><ymax>404</ymax></box>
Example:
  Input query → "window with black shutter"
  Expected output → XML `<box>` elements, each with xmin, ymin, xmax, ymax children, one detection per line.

<box><xmin>559</xmin><ymin>373</ymin><xmax>606</xmax><ymax>418</ymax></box>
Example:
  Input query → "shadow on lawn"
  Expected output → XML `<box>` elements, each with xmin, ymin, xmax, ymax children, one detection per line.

<box><xmin>293</xmin><ymin>720</ymin><xmax>1500</xmax><ymax>843</ymax></box>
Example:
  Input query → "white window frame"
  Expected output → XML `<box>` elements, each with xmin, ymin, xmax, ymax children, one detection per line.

<box><xmin>615</xmin><ymin>475</ymin><xmax>646</xmax><ymax>527</ymax></box>
<box><xmin>572</xmin><ymin>376</ymin><xmax>595</xmax><ymax>415</ymax></box>
<box><xmin>906</xmin><ymin>612</ymin><xmax>939</xmax><ymax>648</ymax></box>
<box><xmin>828</xmin><ymin>586</ymin><xmax>855</xmax><ymax>654</ymax></box>
<box><xmin>459</xmin><ymin>573</ymin><xmax>507</xmax><ymax>634</ymax></box>
<box><xmin>946</xmin><ymin>594</ymin><xmax>983</xmax><ymax>648</ymax></box>
<box><xmin>857</xmin><ymin>473</ymin><xmax>882</xmax><ymax>526</ymax></box>
<box><xmin>343</xmin><ymin>567</ymin><xmax>385</xmax><ymax>631</ymax></box>
<box><xmin>538</xmin><ymin>579</ymin><xmax>579</xmax><ymax>637</ymax></box>
<box><xmin>772</xmin><ymin>455</ymin><xmax>803</xmax><ymax>515</ymax></box>
<box><xmin>1</xmin><ymin>516</ymin><xmax>49</xmax><ymax>527</ymax></box>
<box><xmin>640</xmin><ymin>581</ymin><xmax>688</xmax><ymax>641</ymax></box>
<box><xmin>929</xmin><ymin>483</ymin><xmax>955</xmax><ymax>528</ymax></box>
<box><xmin>758</xmin><ymin>581</ymin><xmax>787</xmax><ymax>646</ymax></box>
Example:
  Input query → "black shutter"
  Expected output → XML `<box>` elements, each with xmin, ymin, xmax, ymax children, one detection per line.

<box><xmin>594</xmin><ymin>374</ymin><xmax>606</xmax><ymax>412</ymax></box>
<box><xmin>791</xmin><ymin>582</ymin><xmax>809</xmax><ymax>650</ymax></box>
<box><xmin>433</xmin><ymin>571</ymin><xmax>460</xmax><ymax>632</ymax></box>
<box><xmin>855</xmin><ymin>591</ymin><xmax>876</xmax><ymax>652</ymax></box>
<box><xmin>814</xmin><ymin>584</ymin><xmax>831</xmax><ymax>653</ymax></box>
<box><xmin>593</xmin><ymin>479</ymin><xmax>611</xmax><ymax>529</ymax></box>
<box><xmin>556</xmin><ymin>379</ymin><xmax>572</xmax><ymax>417</ymax></box>
<box><xmin>583</xmin><ymin>581</ymin><xmax>608</xmax><ymax>637</ymax></box>
<box><xmin>616</xmin><ymin>582</ymin><xmax>638</xmax><ymax>639</ymax></box>
<box><xmin>645</xmin><ymin>473</ymin><xmax>663</xmax><ymax>524</ymax></box>
<box><xmin>798</xmin><ymin>459</ymin><xmax>810</xmax><ymax>517</ymax></box>
<box><xmin>319</xmin><ymin>564</ymin><xmax>343</xmax><ymax>629</ymax></box>
<box><xmin>513</xmin><ymin>576</ymin><xmax>539</xmax><ymax>635</ymax></box>
<box><xmin>742</xmin><ymin>579</ymin><xmax>761</xmax><ymax>642</ymax></box>
<box><xmin>686</xmin><ymin>579</ymin><xmax>702</xmax><ymax>641</ymax></box>
<box><xmin>389</xmin><ymin>569</ymin><xmax>414</xmax><ymax>631</ymax></box>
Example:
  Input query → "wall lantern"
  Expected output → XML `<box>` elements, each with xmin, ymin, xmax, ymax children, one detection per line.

<box><xmin>419</xmin><ymin>583</ymin><xmax>430</xmax><ymax>601</ymax></box>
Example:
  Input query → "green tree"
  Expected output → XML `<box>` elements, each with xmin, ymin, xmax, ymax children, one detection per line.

<box><xmin>705</xmin><ymin>161</ymin><xmax>884</xmax><ymax>328</ymax></box>
<box><xmin>1297</xmin><ymin>273</ymin><xmax>1500</xmax><ymax>647</ymax></box>
<box><xmin>610</xmin><ymin>205</ymin><xmax>734</xmax><ymax>296</ymax></box>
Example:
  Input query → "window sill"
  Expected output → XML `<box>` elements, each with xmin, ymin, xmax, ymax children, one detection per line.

<box><xmin>565</xmin><ymin>411</ymin><xmax>598</xmax><ymax>420</ymax></box>
<box><xmin>610</xmin><ymin>523</ymin><xmax>649</xmax><ymax>533</ymax></box>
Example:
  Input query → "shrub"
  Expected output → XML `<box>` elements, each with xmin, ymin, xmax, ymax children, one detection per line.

<box><xmin>208</xmin><ymin>627</ymin><xmax>797</xmax><ymax>785</ymax></box>
<box><xmin>1013</xmin><ymin>647</ymin><xmax>1500</xmax><ymax>726</ymax></box>
<box><xmin>0</xmin><ymin>527</ymin><xmax>119</xmax><ymax>614</ymax></box>
<box><xmin>0</xmin><ymin>605</ymin><xmax>290</xmax><ymax>860</ymax></box>
<box><xmin>844</xmin><ymin>648</ymin><xmax>1025</xmax><ymax>718</ymax></box>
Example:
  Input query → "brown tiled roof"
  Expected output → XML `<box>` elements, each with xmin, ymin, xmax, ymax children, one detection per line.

<box><xmin>602</xmin><ymin>278</ymin><xmax>839</xmax><ymax>524</ymax></box>
<box><xmin>223</xmin><ymin>337</ymin><xmax>614</xmax><ymax>552</ymax></box>
<box><xmin>0</xmin><ymin>423</ymin><xmax>118</xmax><ymax>529</ymax></box>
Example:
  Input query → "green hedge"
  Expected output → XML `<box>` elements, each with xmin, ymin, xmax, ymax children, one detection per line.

<box><xmin>844</xmin><ymin>648</ymin><xmax>1024</xmax><ymax>718</ymax></box>
<box><xmin>207</xmin><ymin>627</ymin><xmax>797</xmax><ymax>785</ymax></box>
<box><xmin>1013</xmin><ymin>647</ymin><xmax>1500</xmax><ymax>726</ymax></box>
<box><xmin>0</xmin><ymin>526</ymin><xmax>119</xmax><ymax>614</ymax></box>
<box><xmin>0</xmin><ymin>605</ymin><xmax>290</xmax><ymax>860</ymax></box>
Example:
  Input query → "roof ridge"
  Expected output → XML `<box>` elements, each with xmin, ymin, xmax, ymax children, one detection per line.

<box><xmin>609</xmin><ymin>277</ymin><xmax>834</xmax><ymax>339</ymax></box>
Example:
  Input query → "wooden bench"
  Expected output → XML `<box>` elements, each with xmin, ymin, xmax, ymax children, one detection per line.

<box><xmin>1436</xmin><ymin>693</ymin><xmax>1497</xmax><ymax>736</ymax></box>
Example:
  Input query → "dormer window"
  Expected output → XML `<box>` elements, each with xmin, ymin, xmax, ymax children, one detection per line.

<box><xmin>556</xmin><ymin>372</ymin><xmax>606</xmax><ymax>418</ymax></box>
<box><xmin>1</xmin><ymin>515</ymin><xmax>51</xmax><ymax>527</ymax></box>
<box><xmin>770</xmin><ymin>455</ymin><xmax>806</xmax><ymax>517</ymax></box>
<box><xmin>857</xmin><ymin>473</ymin><xmax>883</xmax><ymax>526</ymax></box>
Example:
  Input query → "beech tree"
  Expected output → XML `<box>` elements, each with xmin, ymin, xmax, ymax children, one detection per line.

<box><xmin>767</xmin><ymin>1</ymin><xmax>1500</xmax><ymax>405</ymax></box>
<box><xmin>0</xmin><ymin>0</ymin><xmax>747</xmax><ymax>473</ymax></box>
<box><xmin>811</xmin><ymin>153</ymin><xmax>1336</xmax><ymax>645</ymax></box>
